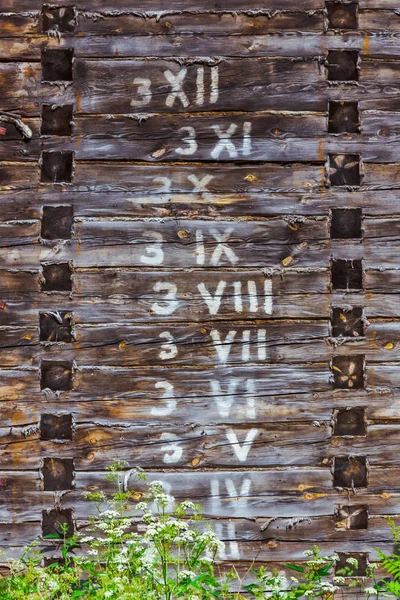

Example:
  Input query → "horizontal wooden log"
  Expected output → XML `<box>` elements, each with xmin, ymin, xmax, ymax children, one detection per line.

<box><xmin>4</xmin><ymin>58</ymin><xmax>400</xmax><ymax>116</ymax></box>
<box><xmin>4</xmin><ymin>112</ymin><xmax>400</xmax><ymax>162</ymax></box>
<box><xmin>0</xmin><ymin>421</ymin><xmax>331</xmax><ymax>469</ymax></box>
<box><xmin>0</xmin><ymin>1</ymin><xmax>325</xmax><ymax>11</ymax></box>
<box><xmin>1</xmin><ymin>387</ymin><xmax>400</xmax><ymax>427</ymax></box>
<box><xmin>5</xmin><ymin>136</ymin><xmax>400</xmax><ymax>163</ymax></box>
<box><xmin>0</xmin><ymin>321</ymin><xmax>330</xmax><ymax>368</ymax></box>
<box><xmin>0</xmin><ymin>59</ymin><xmax>324</xmax><ymax>116</ymax></box>
<box><xmin>0</xmin><ymin>12</ymin><xmax>325</xmax><ymax>37</ymax></box>
<box><xmin>6</xmin><ymin>318</ymin><xmax>400</xmax><ymax>368</ymax></box>
<box><xmin>0</xmin><ymin>364</ymin><xmax>331</xmax><ymax>405</ymax></box>
<box><xmin>3</xmin><ymin>33</ymin><xmax>400</xmax><ymax>60</ymax></box>
<box><xmin>0</xmin><ymin>218</ymin><xmax>330</xmax><ymax>269</ymax></box>
<box><xmin>4</xmin><ymin>421</ymin><xmax>400</xmax><ymax>470</ymax></box>
<box><xmin>6</xmin><ymin>187</ymin><xmax>400</xmax><ymax>221</ymax></box>
<box><xmin>359</xmin><ymin>12</ymin><xmax>400</xmax><ymax>31</ymax></box>
<box><xmin>2</xmin><ymin>467</ymin><xmax>400</xmax><ymax>521</ymax></box>
<box><xmin>6</xmin><ymin>216</ymin><xmax>400</xmax><ymax>270</ymax></box>
<box><xmin>0</xmin><ymin>515</ymin><xmax>397</xmax><ymax>550</ymax></box>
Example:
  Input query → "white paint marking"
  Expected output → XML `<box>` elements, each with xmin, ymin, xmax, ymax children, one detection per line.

<box><xmin>210</xmin><ymin>67</ymin><xmax>219</xmax><ymax>104</ymax></box>
<box><xmin>210</xmin><ymin>329</ymin><xmax>237</xmax><ymax>364</ymax></box>
<box><xmin>188</xmin><ymin>174</ymin><xmax>214</xmax><ymax>193</ymax></box>
<box><xmin>226</xmin><ymin>428</ymin><xmax>259</xmax><ymax>462</ymax></box>
<box><xmin>197</xmin><ymin>280</ymin><xmax>227</xmax><ymax>315</ymax></box>
<box><xmin>151</xmin><ymin>282</ymin><xmax>179</xmax><ymax>315</ymax></box>
<box><xmin>210</xmin><ymin>228</ymin><xmax>238</xmax><ymax>265</ymax></box>
<box><xmin>140</xmin><ymin>231</ymin><xmax>164</xmax><ymax>266</ymax></box>
<box><xmin>158</xmin><ymin>331</ymin><xmax>178</xmax><ymax>360</ymax></box>
<box><xmin>175</xmin><ymin>126</ymin><xmax>198</xmax><ymax>155</ymax></box>
<box><xmin>152</xmin><ymin>176</ymin><xmax>172</xmax><ymax>195</ymax></box>
<box><xmin>215</xmin><ymin>522</ymin><xmax>239</xmax><ymax>559</ymax></box>
<box><xmin>160</xmin><ymin>432</ymin><xmax>183</xmax><ymax>463</ymax></box>
<box><xmin>130</xmin><ymin>77</ymin><xmax>152</xmax><ymax>107</ymax></box>
<box><xmin>196</xmin><ymin>66</ymin><xmax>205</xmax><ymax>105</ymax></box>
<box><xmin>151</xmin><ymin>381</ymin><xmax>176</xmax><ymax>416</ymax></box>
<box><xmin>211</xmin><ymin>123</ymin><xmax>238</xmax><ymax>159</ymax></box>
<box><xmin>211</xmin><ymin>379</ymin><xmax>241</xmax><ymax>418</ymax></box>
<box><xmin>233</xmin><ymin>281</ymin><xmax>243</xmax><ymax>313</ymax></box>
<box><xmin>242</xmin><ymin>330</ymin><xmax>251</xmax><ymax>362</ymax></box>
<box><xmin>195</xmin><ymin>229</ymin><xmax>205</xmax><ymax>265</ymax></box>
<box><xmin>245</xmin><ymin>379</ymin><xmax>257</xmax><ymax>419</ymax></box>
<box><xmin>264</xmin><ymin>279</ymin><xmax>273</xmax><ymax>314</ymax></box>
<box><xmin>257</xmin><ymin>330</ymin><xmax>267</xmax><ymax>361</ymax></box>
<box><xmin>164</xmin><ymin>68</ymin><xmax>189</xmax><ymax>108</ymax></box>
<box><xmin>247</xmin><ymin>280</ymin><xmax>258</xmax><ymax>313</ymax></box>
<box><xmin>242</xmin><ymin>121</ymin><xmax>252</xmax><ymax>156</ymax></box>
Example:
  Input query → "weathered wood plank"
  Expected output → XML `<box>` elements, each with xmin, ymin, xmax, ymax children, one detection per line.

<box><xmin>0</xmin><ymin>218</ymin><xmax>330</xmax><ymax>269</ymax></box>
<box><xmin>2</xmin><ymin>468</ymin><xmax>400</xmax><ymax>520</ymax></box>
<box><xmin>4</xmin><ymin>421</ymin><xmax>400</xmax><ymax>470</ymax></box>
<box><xmin>0</xmin><ymin>59</ymin><xmax>324</xmax><ymax>115</ymax></box>
<box><xmin>359</xmin><ymin>11</ymin><xmax>400</xmax><ymax>32</ymax></box>
<box><xmin>5</xmin><ymin>59</ymin><xmax>400</xmax><ymax>115</ymax></box>
<box><xmin>5</xmin><ymin>319</ymin><xmax>400</xmax><ymax>369</ymax></box>
<box><xmin>0</xmin><ymin>12</ymin><xmax>325</xmax><ymax>37</ymax></box>
<box><xmin>0</xmin><ymin>515</ymin><xmax>398</xmax><ymax>549</ymax></box>
<box><xmin>0</xmin><ymin>1</ymin><xmax>325</xmax><ymax>11</ymax></box>
<box><xmin>7</xmin><ymin>188</ymin><xmax>400</xmax><ymax>221</ymax></box>
<box><xmin>0</xmin><ymin>421</ymin><xmax>332</xmax><ymax>469</ymax></box>
<box><xmin>5</xmin><ymin>134</ymin><xmax>400</xmax><ymax>163</ymax></box>
<box><xmin>4</xmin><ymin>33</ymin><xmax>400</xmax><ymax>60</ymax></box>
<box><xmin>0</xmin><ymin>365</ymin><xmax>331</xmax><ymax>405</ymax></box>
<box><xmin>2</xmin><ymin>387</ymin><xmax>400</xmax><ymax>427</ymax></box>
<box><xmin>0</xmin><ymin>277</ymin><xmax>331</xmax><ymax>325</ymax></box>
<box><xmin>0</xmin><ymin>321</ymin><xmax>330</xmax><ymax>368</ymax></box>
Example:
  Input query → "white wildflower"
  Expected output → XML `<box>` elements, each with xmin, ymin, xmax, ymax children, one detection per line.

<box><xmin>365</xmin><ymin>587</ymin><xmax>378</xmax><ymax>595</ymax></box>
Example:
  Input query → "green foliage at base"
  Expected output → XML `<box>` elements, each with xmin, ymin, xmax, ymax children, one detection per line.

<box><xmin>0</xmin><ymin>462</ymin><xmax>399</xmax><ymax>599</ymax></box>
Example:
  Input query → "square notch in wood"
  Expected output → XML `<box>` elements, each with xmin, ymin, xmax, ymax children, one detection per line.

<box><xmin>332</xmin><ymin>355</ymin><xmax>364</xmax><ymax>390</ymax></box>
<box><xmin>41</xmin><ymin>49</ymin><xmax>73</xmax><ymax>82</ymax></box>
<box><xmin>42</xmin><ymin>5</ymin><xmax>76</xmax><ymax>33</ymax></box>
<box><xmin>327</xmin><ymin>50</ymin><xmax>359</xmax><ymax>82</ymax></box>
<box><xmin>41</xmin><ymin>263</ymin><xmax>72</xmax><ymax>292</ymax></box>
<box><xmin>40</xmin><ymin>311</ymin><xmax>73</xmax><ymax>343</ymax></box>
<box><xmin>334</xmin><ymin>456</ymin><xmax>368</xmax><ymax>488</ymax></box>
<box><xmin>331</xmin><ymin>307</ymin><xmax>364</xmax><ymax>338</ymax></box>
<box><xmin>42</xmin><ymin>508</ymin><xmax>74</xmax><ymax>539</ymax></box>
<box><xmin>329</xmin><ymin>154</ymin><xmax>361</xmax><ymax>187</ymax></box>
<box><xmin>40</xmin><ymin>414</ymin><xmax>73</xmax><ymax>440</ymax></box>
<box><xmin>41</xmin><ymin>105</ymin><xmax>73</xmax><ymax>136</ymax></box>
<box><xmin>331</xmin><ymin>208</ymin><xmax>362</xmax><ymax>239</ymax></box>
<box><xmin>335</xmin><ymin>505</ymin><xmax>368</xmax><ymax>530</ymax></box>
<box><xmin>334</xmin><ymin>408</ymin><xmax>367</xmax><ymax>436</ymax></box>
<box><xmin>328</xmin><ymin>101</ymin><xmax>360</xmax><ymax>134</ymax></box>
<box><xmin>335</xmin><ymin>552</ymin><xmax>368</xmax><ymax>576</ymax></box>
<box><xmin>326</xmin><ymin>2</ymin><xmax>358</xmax><ymax>30</ymax></box>
<box><xmin>41</xmin><ymin>151</ymin><xmax>74</xmax><ymax>183</ymax></box>
<box><xmin>41</xmin><ymin>360</ymin><xmax>73</xmax><ymax>391</ymax></box>
<box><xmin>41</xmin><ymin>205</ymin><xmax>73</xmax><ymax>240</ymax></box>
<box><xmin>331</xmin><ymin>259</ymin><xmax>363</xmax><ymax>291</ymax></box>
<box><xmin>42</xmin><ymin>458</ymin><xmax>74</xmax><ymax>491</ymax></box>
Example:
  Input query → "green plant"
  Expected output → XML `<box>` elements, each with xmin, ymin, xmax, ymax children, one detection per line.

<box><xmin>0</xmin><ymin>462</ymin><xmax>242</xmax><ymax>600</ymax></box>
<box><xmin>245</xmin><ymin>546</ymin><xmax>342</xmax><ymax>600</ymax></box>
<box><xmin>0</xmin><ymin>465</ymin><xmax>399</xmax><ymax>600</ymax></box>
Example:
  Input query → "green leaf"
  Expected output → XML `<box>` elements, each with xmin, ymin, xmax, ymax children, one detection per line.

<box><xmin>284</xmin><ymin>564</ymin><xmax>305</xmax><ymax>573</ymax></box>
<box><xmin>317</xmin><ymin>561</ymin><xmax>334</xmax><ymax>576</ymax></box>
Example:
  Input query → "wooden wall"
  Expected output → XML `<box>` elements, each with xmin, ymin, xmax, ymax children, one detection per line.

<box><xmin>1</xmin><ymin>0</ymin><xmax>400</xmax><ymax>569</ymax></box>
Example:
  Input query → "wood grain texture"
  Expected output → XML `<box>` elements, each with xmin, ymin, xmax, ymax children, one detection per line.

<box><xmin>1</xmin><ymin>0</ymin><xmax>400</xmax><ymax>567</ymax></box>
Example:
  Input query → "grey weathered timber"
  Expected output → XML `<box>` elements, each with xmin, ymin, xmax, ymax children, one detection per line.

<box><xmin>1</xmin><ymin>0</ymin><xmax>400</xmax><ymax>570</ymax></box>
